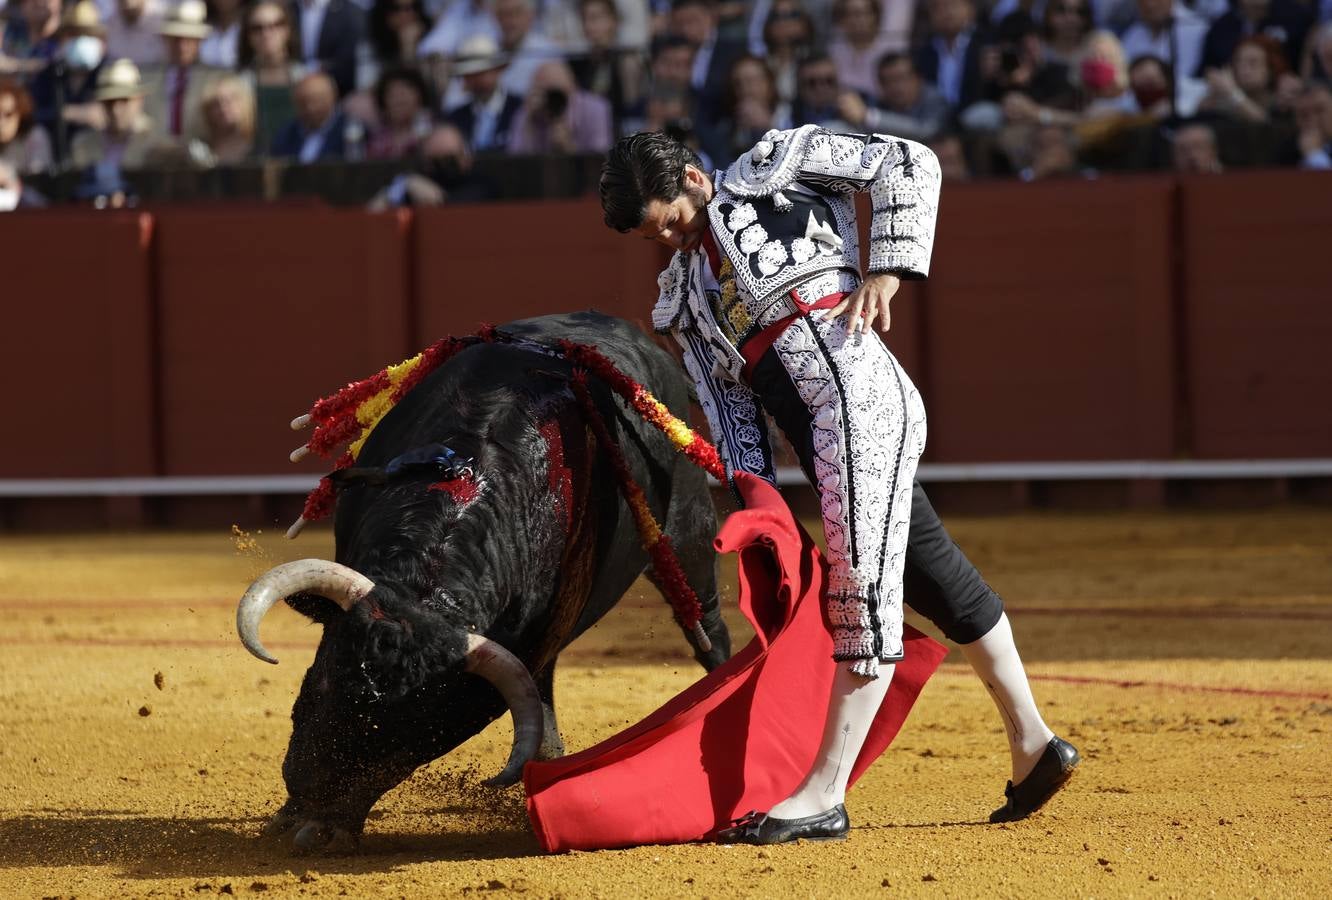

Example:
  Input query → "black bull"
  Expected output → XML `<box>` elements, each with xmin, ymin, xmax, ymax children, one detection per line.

<box><xmin>236</xmin><ymin>312</ymin><xmax>732</xmax><ymax>853</ymax></box>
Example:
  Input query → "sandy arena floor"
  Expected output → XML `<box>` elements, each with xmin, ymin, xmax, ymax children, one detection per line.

<box><xmin>2</xmin><ymin>506</ymin><xmax>1330</xmax><ymax>898</ymax></box>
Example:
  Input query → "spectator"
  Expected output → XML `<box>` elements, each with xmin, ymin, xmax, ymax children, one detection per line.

<box><xmin>759</xmin><ymin>0</ymin><xmax>814</xmax><ymax>105</ymax></box>
<box><xmin>1294</xmin><ymin>81</ymin><xmax>1331</xmax><ymax>169</ymax></box>
<box><xmin>238</xmin><ymin>0</ymin><xmax>306</xmax><ymax>154</ymax></box>
<box><xmin>1127</xmin><ymin>53</ymin><xmax>1175</xmax><ymax>118</ymax></box>
<box><xmin>367</xmin><ymin>0</ymin><xmax>432</xmax><ymax>70</ymax></box>
<box><xmin>104</xmin><ymin>0</ymin><xmax>168</xmax><ymax>68</ymax></box>
<box><xmin>837</xmin><ymin>51</ymin><xmax>950</xmax><ymax>141</ymax></box>
<box><xmin>366</xmin><ymin>64</ymin><xmax>434</xmax><ymax>157</ymax></box>
<box><xmin>0</xmin><ymin>157</ymin><xmax>48</xmax><ymax>208</ymax></box>
<box><xmin>1041</xmin><ymin>0</ymin><xmax>1094</xmax><ymax>67</ymax></box>
<box><xmin>367</xmin><ymin>122</ymin><xmax>496</xmax><ymax>208</ymax></box>
<box><xmin>292</xmin><ymin>0</ymin><xmax>366</xmax><ymax>97</ymax></box>
<box><xmin>1301</xmin><ymin>21</ymin><xmax>1331</xmax><ymax>86</ymax></box>
<box><xmin>1120</xmin><ymin>0</ymin><xmax>1208</xmax><ymax>111</ymax></box>
<box><xmin>200</xmin><ymin>0</ymin><xmax>245</xmax><ymax>69</ymax></box>
<box><xmin>270</xmin><ymin>70</ymin><xmax>359</xmax><ymax>160</ymax></box>
<box><xmin>1171</xmin><ymin>119</ymin><xmax>1223</xmax><ymax>172</ymax></box>
<box><xmin>30</xmin><ymin>1</ymin><xmax>108</xmax><ymax>161</ymax></box>
<box><xmin>494</xmin><ymin>0</ymin><xmax>561</xmax><ymax>99</ymax></box>
<box><xmin>929</xmin><ymin>129</ymin><xmax>971</xmax><ymax>179</ymax></box>
<box><xmin>0</xmin><ymin>78</ymin><xmax>53</xmax><ymax>173</ymax></box>
<box><xmin>986</xmin><ymin>12</ymin><xmax>1079</xmax><ymax>112</ymax></box>
<box><xmin>1199</xmin><ymin>0</ymin><xmax>1311</xmax><ymax>75</ymax></box>
<box><xmin>913</xmin><ymin>0</ymin><xmax>990</xmax><ymax>111</ymax></box>
<box><xmin>1018</xmin><ymin>121</ymin><xmax>1091</xmax><ymax>178</ymax></box>
<box><xmin>828</xmin><ymin>0</ymin><xmax>900</xmax><ymax>102</ymax></box>
<box><xmin>141</xmin><ymin>0</ymin><xmax>226</xmax><ymax>142</ymax></box>
<box><xmin>508</xmin><ymin>58</ymin><xmax>612</xmax><ymax>153</ymax></box>
<box><xmin>703</xmin><ymin>53</ymin><xmax>788</xmax><ymax>164</ymax></box>
<box><xmin>791</xmin><ymin>52</ymin><xmax>846</xmax><ymax>127</ymax></box>
<box><xmin>1198</xmin><ymin>34</ymin><xmax>1287</xmax><ymax>123</ymax></box>
<box><xmin>1076</xmin><ymin>29</ymin><xmax>1135</xmax><ymax>118</ymax></box>
<box><xmin>569</xmin><ymin>0</ymin><xmax>646</xmax><ymax>129</ymax></box>
<box><xmin>443</xmin><ymin>34</ymin><xmax>521</xmax><ymax>151</ymax></box>
<box><xmin>198</xmin><ymin>72</ymin><xmax>255</xmax><ymax>162</ymax></box>
<box><xmin>648</xmin><ymin>32</ymin><xmax>693</xmax><ymax>94</ymax></box>
<box><xmin>668</xmin><ymin>0</ymin><xmax>744</xmax><ymax>125</ymax></box>
<box><xmin>418</xmin><ymin>0</ymin><xmax>498</xmax><ymax>60</ymax></box>
<box><xmin>70</xmin><ymin>57</ymin><xmax>165</xmax><ymax>171</ymax></box>
<box><xmin>2</xmin><ymin>0</ymin><xmax>61</xmax><ymax>73</ymax></box>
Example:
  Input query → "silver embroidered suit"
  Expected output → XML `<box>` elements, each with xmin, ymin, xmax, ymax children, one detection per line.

<box><xmin>654</xmin><ymin>127</ymin><xmax>942</xmax><ymax>676</ymax></box>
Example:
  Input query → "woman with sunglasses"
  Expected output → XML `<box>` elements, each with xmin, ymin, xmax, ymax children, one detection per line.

<box><xmin>237</xmin><ymin>0</ymin><xmax>307</xmax><ymax>153</ymax></box>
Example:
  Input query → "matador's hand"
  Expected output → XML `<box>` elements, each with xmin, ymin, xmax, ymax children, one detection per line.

<box><xmin>828</xmin><ymin>273</ymin><xmax>901</xmax><ymax>335</ymax></box>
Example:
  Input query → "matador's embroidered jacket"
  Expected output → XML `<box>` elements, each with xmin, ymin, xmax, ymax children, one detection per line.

<box><xmin>651</xmin><ymin>126</ymin><xmax>943</xmax><ymax>490</ymax></box>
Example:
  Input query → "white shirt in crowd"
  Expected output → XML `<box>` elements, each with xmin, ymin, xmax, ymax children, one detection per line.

<box><xmin>103</xmin><ymin>0</ymin><xmax>169</xmax><ymax>68</ymax></box>
<box><xmin>199</xmin><ymin>22</ymin><xmax>240</xmax><ymax>69</ymax></box>
<box><xmin>933</xmin><ymin>28</ymin><xmax>973</xmax><ymax>108</ymax></box>
<box><xmin>1120</xmin><ymin>2</ymin><xmax>1208</xmax><ymax>82</ymax></box>
<box><xmin>419</xmin><ymin>0</ymin><xmax>500</xmax><ymax>58</ymax></box>
<box><xmin>300</xmin><ymin>0</ymin><xmax>332</xmax><ymax>63</ymax></box>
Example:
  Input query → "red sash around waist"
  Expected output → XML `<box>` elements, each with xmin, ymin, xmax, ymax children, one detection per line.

<box><xmin>739</xmin><ymin>289</ymin><xmax>847</xmax><ymax>383</ymax></box>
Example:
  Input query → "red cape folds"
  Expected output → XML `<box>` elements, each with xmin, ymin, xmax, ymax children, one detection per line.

<box><xmin>523</xmin><ymin>473</ymin><xmax>949</xmax><ymax>852</ymax></box>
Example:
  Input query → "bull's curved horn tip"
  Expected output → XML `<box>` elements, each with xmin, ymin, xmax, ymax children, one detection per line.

<box><xmin>286</xmin><ymin>517</ymin><xmax>307</xmax><ymax>539</ymax></box>
<box><xmin>290</xmin><ymin>445</ymin><xmax>310</xmax><ymax>463</ymax></box>
<box><xmin>290</xmin><ymin>414</ymin><xmax>312</xmax><ymax>431</ymax></box>
<box><xmin>691</xmin><ymin>622</ymin><xmax>712</xmax><ymax>653</ymax></box>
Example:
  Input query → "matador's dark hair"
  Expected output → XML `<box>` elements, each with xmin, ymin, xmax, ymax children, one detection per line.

<box><xmin>599</xmin><ymin>131</ymin><xmax>703</xmax><ymax>233</ymax></box>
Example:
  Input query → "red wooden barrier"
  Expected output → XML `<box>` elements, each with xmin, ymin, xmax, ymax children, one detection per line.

<box><xmin>0</xmin><ymin>212</ymin><xmax>155</xmax><ymax>478</ymax></box>
<box><xmin>920</xmin><ymin>176</ymin><xmax>1177</xmax><ymax>462</ymax></box>
<box><xmin>152</xmin><ymin>208</ymin><xmax>412</xmax><ymax>475</ymax></box>
<box><xmin>413</xmin><ymin>197</ymin><xmax>663</xmax><ymax>341</ymax></box>
<box><xmin>1179</xmin><ymin>171</ymin><xmax>1332</xmax><ymax>458</ymax></box>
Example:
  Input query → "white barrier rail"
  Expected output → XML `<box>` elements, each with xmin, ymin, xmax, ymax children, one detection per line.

<box><xmin>3</xmin><ymin>459</ymin><xmax>1332</xmax><ymax>497</ymax></box>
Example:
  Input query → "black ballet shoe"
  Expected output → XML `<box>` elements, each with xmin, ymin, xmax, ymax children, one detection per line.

<box><xmin>715</xmin><ymin>804</ymin><xmax>850</xmax><ymax>845</ymax></box>
<box><xmin>990</xmin><ymin>736</ymin><xmax>1080</xmax><ymax>823</ymax></box>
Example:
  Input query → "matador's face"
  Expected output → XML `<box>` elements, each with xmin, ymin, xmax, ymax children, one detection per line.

<box><xmin>634</xmin><ymin>164</ymin><xmax>713</xmax><ymax>253</ymax></box>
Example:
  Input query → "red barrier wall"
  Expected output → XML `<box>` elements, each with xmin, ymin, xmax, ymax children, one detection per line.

<box><xmin>414</xmin><ymin>197</ymin><xmax>663</xmax><ymax>339</ymax></box>
<box><xmin>152</xmin><ymin>208</ymin><xmax>411</xmax><ymax>475</ymax></box>
<box><xmin>2</xmin><ymin>170</ymin><xmax>1329</xmax><ymax>498</ymax></box>
<box><xmin>920</xmin><ymin>176</ymin><xmax>1177</xmax><ymax>462</ymax></box>
<box><xmin>1180</xmin><ymin>171</ymin><xmax>1332</xmax><ymax>458</ymax></box>
<box><xmin>0</xmin><ymin>212</ymin><xmax>155</xmax><ymax>478</ymax></box>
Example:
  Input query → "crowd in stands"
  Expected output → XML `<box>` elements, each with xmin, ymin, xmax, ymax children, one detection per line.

<box><xmin>1</xmin><ymin>0</ymin><xmax>1329</xmax><ymax>208</ymax></box>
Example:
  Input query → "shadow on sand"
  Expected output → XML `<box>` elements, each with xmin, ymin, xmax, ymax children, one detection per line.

<box><xmin>0</xmin><ymin>809</ymin><xmax>543</xmax><ymax>880</ymax></box>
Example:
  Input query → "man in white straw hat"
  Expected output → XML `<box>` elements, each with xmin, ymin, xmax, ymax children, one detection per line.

<box><xmin>442</xmin><ymin>33</ymin><xmax>520</xmax><ymax>152</ymax></box>
<box><xmin>70</xmin><ymin>56</ymin><xmax>166</xmax><ymax>170</ymax></box>
<box><xmin>141</xmin><ymin>0</ymin><xmax>225</xmax><ymax>140</ymax></box>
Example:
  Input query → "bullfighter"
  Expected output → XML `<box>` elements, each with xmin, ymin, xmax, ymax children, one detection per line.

<box><xmin>598</xmin><ymin>126</ymin><xmax>1079</xmax><ymax>844</ymax></box>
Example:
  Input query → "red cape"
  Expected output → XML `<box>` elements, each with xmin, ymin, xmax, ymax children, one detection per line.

<box><xmin>523</xmin><ymin>473</ymin><xmax>948</xmax><ymax>852</ymax></box>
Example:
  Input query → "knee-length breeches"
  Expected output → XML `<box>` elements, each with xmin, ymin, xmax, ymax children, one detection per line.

<box><xmin>749</xmin><ymin>318</ymin><xmax>1005</xmax><ymax>665</ymax></box>
<box><xmin>747</xmin><ymin>313</ymin><xmax>926</xmax><ymax>670</ymax></box>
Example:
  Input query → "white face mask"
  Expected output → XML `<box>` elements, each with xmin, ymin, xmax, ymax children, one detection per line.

<box><xmin>64</xmin><ymin>35</ymin><xmax>106</xmax><ymax>71</ymax></box>
<box><xmin>0</xmin><ymin>187</ymin><xmax>19</xmax><ymax>212</ymax></box>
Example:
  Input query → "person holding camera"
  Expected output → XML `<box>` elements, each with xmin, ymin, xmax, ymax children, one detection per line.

<box><xmin>508</xmin><ymin>58</ymin><xmax>611</xmax><ymax>154</ymax></box>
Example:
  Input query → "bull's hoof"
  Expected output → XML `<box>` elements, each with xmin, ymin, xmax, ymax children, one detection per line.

<box><xmin>291</xmin><ymin>820</ymin><xmax>359</xmax><ymax>855</ymax></box>
<box><xmin>261</xmin><ymin>807</ymin><xmax>303</xmax><ymax>841</ymax></box>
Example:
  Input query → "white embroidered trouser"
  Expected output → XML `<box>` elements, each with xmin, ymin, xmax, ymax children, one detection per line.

<box><xmin>769</xmin><ymin>313</ymin><xmax>927</xmax><ymax>677</ymax></box>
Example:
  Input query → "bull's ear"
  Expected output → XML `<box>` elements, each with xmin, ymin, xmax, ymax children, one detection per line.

<box><xmin>283</xmin><ymin>592</ymin><xmax>347</xmax><ymax>625</ymax></box>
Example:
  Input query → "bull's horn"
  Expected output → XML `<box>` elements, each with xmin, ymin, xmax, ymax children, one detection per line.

<box><xmin>465</xmin><ymin>634</ymin><xmax>544</xmax><ymax>787</ymax></box>
<box><xmin>291</xmin><ymin>414</ymin><xmax>312</xmax><ymax>431</ymax></box>
<box><xmin>237</xmin><ymin>560</ymin><xmax>374</xmax><ymax>664</ymax></box>
<box><xmin>290</xmin><ymin>445</ymin><xmax>311</xmax><ymax>463</ymax></box>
